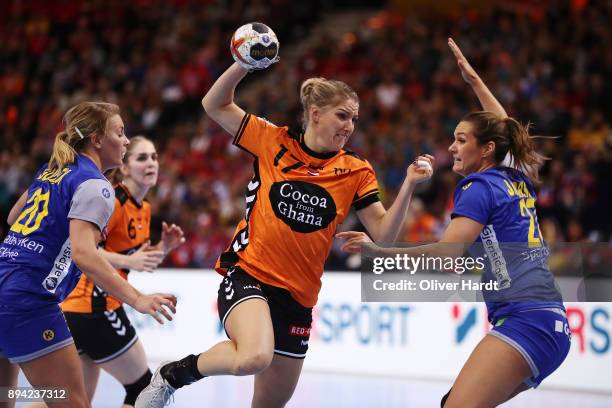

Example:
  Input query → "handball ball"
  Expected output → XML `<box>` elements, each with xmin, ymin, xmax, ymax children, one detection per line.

<box><xmin>230</xmin><ymin>22</ymin><xmax>279</xmax><ymax>70</ymax></box>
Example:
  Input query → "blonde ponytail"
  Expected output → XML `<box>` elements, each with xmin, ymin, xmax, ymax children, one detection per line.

<box><xmin>48</xmin><ymin>102</ymin><xmax>120</xmax><ymax>171</ymax></box>
<box><xmin>48</xmin><ymin>130</ymin><xmax>80</xmax><ymax>171</ymax></box>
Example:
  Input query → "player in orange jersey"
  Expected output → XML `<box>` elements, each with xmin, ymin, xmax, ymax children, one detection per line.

<box><xmin>59</xmin><ymin>136</ymin><xmax>185</xmax><ymax>408</ymax></box>
<box><xmin>136</xmin><ymin>57</ymin><xmax>434</xmax><ymax>407</ymax></box>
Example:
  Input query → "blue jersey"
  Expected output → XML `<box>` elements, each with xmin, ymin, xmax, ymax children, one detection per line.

<box><xmin>451</xmin><ymin>167</ymin><xmax>563</xmax><ymax>320</ymax></box>
<box><xmin>0</xmin><ymin>155</ymin><xmax>115</xmax><ymax>308</ymax></box>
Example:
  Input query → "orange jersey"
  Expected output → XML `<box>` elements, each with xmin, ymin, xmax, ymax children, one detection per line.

<box><xmin>61</xmin><ymin>183</ymin><xmax>151</xmax><ymax>313</ymax></box>
<box><xmin>215</xmin><ymin>114</ymin><xmax>380</xmax><ymax>307</ymax></box>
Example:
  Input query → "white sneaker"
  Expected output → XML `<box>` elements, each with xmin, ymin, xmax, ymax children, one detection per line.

<box><xmin>134</xmin><ymin>363</ymin><xmax>177</xmax><ymax>408</ymax></box>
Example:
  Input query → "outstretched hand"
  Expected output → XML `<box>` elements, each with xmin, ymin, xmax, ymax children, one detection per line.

<box><xmin>448</xmin><ymin>37</ymin><xmax>481</xmax><ymax>86</ymax></box>
<box><xmin>159</xmin><ymin>221</ymin><xmax>186</xmax><ymax>255</ymax></box>
<box><xmin>133</xmin><ymin>293</ymin><xmax>177</xmax><ymax>324</ymax></box>
<box><xmin>336</xmin><ymin>231</ymin><xmax>376</xmax><ymax>254</ymax></box>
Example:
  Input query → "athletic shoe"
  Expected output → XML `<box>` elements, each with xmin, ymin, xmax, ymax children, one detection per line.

<box><xmin>134</xmin><ymin>363</ymin><xmax>176</xmax><ymax>408</ymax></box>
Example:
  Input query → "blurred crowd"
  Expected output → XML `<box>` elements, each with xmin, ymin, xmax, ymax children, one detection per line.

<box><xmin>1</xmin><ymin>0</ymin><xmax>610</xmax><ymax>270</ymax></box>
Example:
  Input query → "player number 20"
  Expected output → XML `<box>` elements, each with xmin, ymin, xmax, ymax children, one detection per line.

<box><xmin>10</xmin><ymin>188</ymin><xmax>50</xmax><ymax>236</ymax></box>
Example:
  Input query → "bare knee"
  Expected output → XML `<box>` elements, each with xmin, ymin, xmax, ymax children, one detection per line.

<box><xmin>232</xmin><ymin>350</ymin><xmax>273</xmax><ymax>376</ymax></box>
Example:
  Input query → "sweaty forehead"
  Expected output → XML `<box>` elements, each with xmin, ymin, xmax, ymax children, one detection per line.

<box><xmin>335</xmin><ymin>99</ymin><xmax>359</xmax><ymax>115</ymax></box>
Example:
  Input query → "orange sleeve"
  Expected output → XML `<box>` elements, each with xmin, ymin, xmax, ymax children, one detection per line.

<box><xmin>352</xmin><ymin>160</ymin><xmax>380</xmax><ymax>210</ymax></box>
<box><xmin>105</xmin><ymin>198</ymin><xmax>121</xmax><ymax>237</ymax></box>
<box><xmin>233</xmin><ymin>114</ymin><xmax>281</xmax><ymax>157</ymax></box>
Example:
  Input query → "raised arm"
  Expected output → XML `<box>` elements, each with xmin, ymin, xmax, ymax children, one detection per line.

<box><xmin>201</xmin><ymin>63</ymin><xmax>249</xmax><ymax>136</ymax></box>
<box><xmin>448</xmin><ymin>37</ymin><xmax>508</xmax><ymax>118</ymax></box>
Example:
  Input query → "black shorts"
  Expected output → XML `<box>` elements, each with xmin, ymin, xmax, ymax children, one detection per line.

<box><xmin>64</xmin><ymin>306</ymin><xmax>138</xmax><ymax>363</ymax></box>
<box><xmin>218</xmin><ymin>266</ymin><xmax>313</xmax><ymax>359</ymax></box>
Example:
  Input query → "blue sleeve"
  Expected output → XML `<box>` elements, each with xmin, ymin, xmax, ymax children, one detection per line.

<box><xmin>451</xmin><ymin>178</ymin><xmax>493</xmax><ymax>225</ymax></box>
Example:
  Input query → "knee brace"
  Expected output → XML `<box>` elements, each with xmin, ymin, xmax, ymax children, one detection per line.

<box><xmin>441</xmin><ymin>388</ymin><xmax>452</xmax><ymax>407</ymax></box>
<box><xmin>124</xmin><ymin>369</ymin><xmax>152</xmax><ymax>406</ymax></box>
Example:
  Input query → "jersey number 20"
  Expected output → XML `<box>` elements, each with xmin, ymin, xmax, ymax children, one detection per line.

<box><xmin>10</xmin><ymin>188</ymin><xmax>50</xmax><ymax>236</ymax></box>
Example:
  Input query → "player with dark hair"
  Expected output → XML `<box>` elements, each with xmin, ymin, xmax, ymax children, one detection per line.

<box><xmin>338</xmin><ymin>39</ymin><xmax>571</xmax><ymax>408</ymax></box>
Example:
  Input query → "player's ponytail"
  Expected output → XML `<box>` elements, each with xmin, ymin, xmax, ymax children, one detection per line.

<box><xmin>462</xmin><ymin>111</ymin><xmax>546</xmax><ymax>184</ymax></box>
<box><xmin>502</xmin><ymin>117</ymin><xmax>545</xmax><ymax>184</ymax></box>
<box><xmin>48</xmin><ymin>102</ymin><xmax>120</xmax><ymax>171</ymax></box>
<box><xmin>49</xmin><ymin>130</ymin><xmax>78</xmax><ymax>172</ymax></box>
<box><xmin>300</xmin><ymin>77</ymin><xmax>358</xmax><ymax>129</ymax></box>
